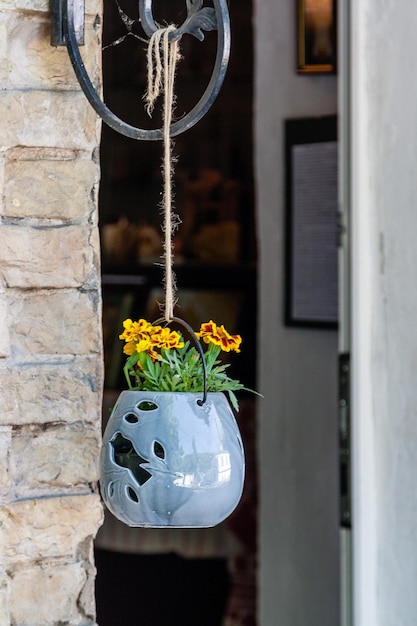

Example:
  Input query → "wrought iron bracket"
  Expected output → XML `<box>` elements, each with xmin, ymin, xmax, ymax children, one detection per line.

<box><xmin>50</xmin><ymin>0</ymin><xmax>231</xmax><ymax>140</ymax></box>
<box><xmin>51</xmin><ymin>0</ymin><xmax>84</xmax><ymax>46</ymax></box>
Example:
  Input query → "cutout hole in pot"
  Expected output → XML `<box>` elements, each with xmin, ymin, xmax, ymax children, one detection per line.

<box><xmin>111</xmin><ymin>433</ymin><xmax>152</xmax><ymax>486</ymax></box>
<box><xmin>127</xmin><ymin>486</ymin><xmax>139</xmax><ymax>502</ymax></box>
<box><xmin>153</xmin><ymin>441</ymin><xmax>165</xmax><ymax>459</ymax></box>
<box><xmin>108</xmin><ymin>481</ymin><xmax>115</xmax><ymax>498</ymax></box>
<box><xmin>137</xmin><ymin>401</ymin><xmax>158</xmax><ymax>412</ymax></box>
<box><xmin>124</xmin><ymin>413</ymin><xmax>139</xmax><ymax>424</ymax></box>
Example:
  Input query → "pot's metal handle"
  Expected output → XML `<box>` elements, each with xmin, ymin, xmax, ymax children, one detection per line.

<box><xmin>58</xmin><ymin>0</ymin><xmax>230</xmax><ymax>140</ymax></box>
<box><xmin>153</xmin><ymin>316</ymin><xmax>208</xmax><ymax>406</ymax></box>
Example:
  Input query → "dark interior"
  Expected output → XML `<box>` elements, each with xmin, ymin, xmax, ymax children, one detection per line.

<box><xmin>95</xmin><ymin>1</ymin><xmax>257</xmax><ymax>623</ymax></box>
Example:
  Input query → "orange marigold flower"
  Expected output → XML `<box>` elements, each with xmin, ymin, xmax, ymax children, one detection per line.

<box><xmin>196</xmin><ymin>320</ymin><xmax>242</xmax><ymax>353</ymax></box>
<box><xmin>216</xmin><ymin>325</ymin><xmax>242</xmax><ymax>353</ymax></box>
<box><xmin>148</xmin><ymin>348</ymin><xmax>162</xmax><ymax>362</ymax></box>
<box><xmin>195</xmin><ymin>320</ymin><xmax>219</xmax><ymax>343</ymax></box>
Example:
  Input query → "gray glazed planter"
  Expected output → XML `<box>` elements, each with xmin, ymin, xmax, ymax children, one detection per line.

<box><xmin>99</xmin><ymin>391</ymin><xmax>245</xmax><ymax>527</ymax></box>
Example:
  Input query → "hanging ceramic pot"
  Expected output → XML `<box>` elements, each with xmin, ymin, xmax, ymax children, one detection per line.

<box><xmin>100</xmin><ymin>390</ymin><xmax>245</xmax><ymax>527</ymax></box>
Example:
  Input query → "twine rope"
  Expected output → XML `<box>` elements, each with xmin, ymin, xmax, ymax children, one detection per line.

<box><xmin>145</xmin><ymin>25</ymin><xmax>180</xmax><ymax>322</ymax></box>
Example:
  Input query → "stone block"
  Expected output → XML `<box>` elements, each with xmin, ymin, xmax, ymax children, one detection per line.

<box><xmin>0</xmin><ymin>0</ymin><xmax>51</xmax><ymax>11</ymax></box>
<box><xmin>11</xmin><ymin>424</ymin><xmax>101</xmax><ymax>495</ymax></box>
<box><xmin>0</xmin><ymin>494</ymin><xmax>103</xmax><ymax>564</ymax></box>
<box><xmin>8</xmin><ymin>289</ymin><xmax>102</xmax><ymax>357</ymax></box>
<box><xmin>0</xmin><ymin>357</ymin><xmax>103</xmax><ymax>426</ymax></box>
<box><xmin>9</xmin><ymin>561</ymin><xmax>87</xmax><ymax>625</ymax></box>
<box><xmin>0</xmin><ymin>298</ymin><xmax>10</xmax><ymax>358</ymax></box>
<box><xmin>0</xmin><ymin>369</ymin><xmax>16</xmax><ymax>426</ymax></box>
<box><xmin>0</xmin><ymin>21</ymin><xmax>8</xmax><ymax>85</ymax></box>
<box><xmin>3</xmin><ymin>148</ymin><xmax>99</xmax><ymax>221</ymax></box>
<box><xmin>0</xmin><ymin>428</ymin><xmax>11</xmax><ymax>499</ymax></box>
<box><xmin>76</xmin><ymin>536</ymin><xmax>97</xmax><ymax>620</ymax></box>
<box><xmin>0</xmin><ymin>0</ymin><xmax>102</xmax><ymax>16</ymax></box>
<box><xmin>0</xmin><ymin>569</ymin><xmax>10</xmax><ymax>626</ymax></box>
<box><xmin>0</xmin><ymin>90</ymin><xmax>100</xmax><ymax>150</ymax></box>
<box><xmin>0</xmin><ymin>224</ymin><xmax>99</xmax><ymax>288</ymax></box>
<box><xmin>0</xmin><ymin>153</ymin><xmax>4</xmax><ymax>215</ymax></box>
<box><xmin>4</xmin><ymin>13</ymin><xmax>101</xmax><ymax>91</ymax></box>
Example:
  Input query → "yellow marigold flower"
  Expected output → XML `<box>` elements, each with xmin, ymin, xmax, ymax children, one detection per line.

<box><xmin>137</xmin><ymin>339</ymin><xmax>162</xmax><ymax>362</ymax></box>
<box><xmin>123</xmin><ymin>340</ymin><xmax>137</xmax><ymax>355</ymax></box>
<box><xmin>119</xmin><ymin>318</ymin><xmax>153</xmax><ymax>343</ymax></box>
<box><xmin>151</xmin><ymin>327</ymin><xmax>184</xmax><ymax>350</ymax></box>
<box><xmin>136</xmin><ymin>339</ymin><xmax>152</xmax><ymax>353</ymax></box>
<box><xmin>119</xmin><ymin>319</ymin><xmax>135</xmax><ymax>342</ymax></box>
<box><xmin>148</xmin><ymin>323</ymin><xmax>162</xmax><ymax>335</ymax></box>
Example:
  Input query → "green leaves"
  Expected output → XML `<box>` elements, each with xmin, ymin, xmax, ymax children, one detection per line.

<box><xmin>122</xmin><ymin>332</ymin><xmax>260</xmax><ymax>411</ymax></box>
<box><xmin>124</xmin><ymin>340</ymin><xmax>248</xmax><ymax>409</ymax></box>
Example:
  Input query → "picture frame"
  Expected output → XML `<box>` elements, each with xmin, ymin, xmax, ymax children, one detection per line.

<box><xmin>297</xmin><ymin>0</ymin><xmax>337</xmax><ymax>74</ymax></box>
<box><xmin>284</xmin><ymin>115</ymin><xmax>338</xmax><ymax>328</ymax></box>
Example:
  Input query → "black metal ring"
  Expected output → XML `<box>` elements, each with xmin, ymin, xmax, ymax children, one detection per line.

<box><xmin>153</xmin><ymin>316</ymin><xmax>208</xmax><ymax>405</ymax></box>
<box><xmin>62</xmin><ymin>0</ymin><xmax>230</xmax><ymax>140</ymax></box>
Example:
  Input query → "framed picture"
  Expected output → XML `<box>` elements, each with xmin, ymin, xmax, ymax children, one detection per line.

<box><xmin>297</xmin><ymin>0</ymin><xmax>337</xmax><ymax>74</ymax></box>
<box><xmin>284</xmin><ymin>115</ymin><xmax>338</xmax><ymax>328</ymax></box>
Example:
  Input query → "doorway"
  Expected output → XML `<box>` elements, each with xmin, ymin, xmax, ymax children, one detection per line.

<box><xmin>95</xmin><ymin>1</ymin><xmax>258</xmax><ymax>624</ymax></box>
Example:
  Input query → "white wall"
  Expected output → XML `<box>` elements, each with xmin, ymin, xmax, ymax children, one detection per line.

<box><xmin>254</xmin><ymin>1</ymin><xmax>339</xmax><ymax>624</ymax></box>
<box><xmin>351</xmin><ymin>1</ymin><xmax>417</xmax><ymax>625</ymax></box>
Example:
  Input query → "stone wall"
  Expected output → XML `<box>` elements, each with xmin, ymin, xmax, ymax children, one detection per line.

<box><xmin>0</xmin><ymin>0</ymin><xmax>104</xmax><ymax>623</ymax></box>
